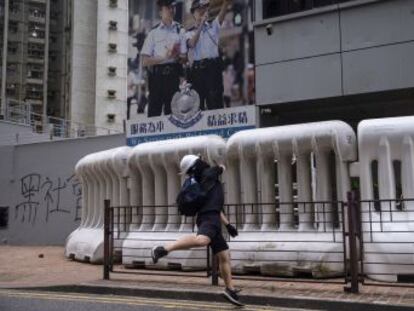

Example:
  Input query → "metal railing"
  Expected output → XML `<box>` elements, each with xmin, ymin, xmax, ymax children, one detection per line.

<box><xmin>103</xmin><ymin>199</ymin><xmax>350</xmax><ymax>289</ymax></box>
<box><xmin>358</xmin><ymin>197</ymin><xmax>414</xmax><ymax>289</ymax></box>
<box><xmin>1</xmin><ymin>105</ymin><xmax>122</xmax><ymax>144</ymax></box>
<box><xmin>102</xmin><ymin>193</ymin><xmax>414</xmax><ymax>293</ymax></box>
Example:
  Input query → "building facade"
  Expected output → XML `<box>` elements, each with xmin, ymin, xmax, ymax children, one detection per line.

<box><xmin>0</xmin><ymin>0</ymin><xmax>127</xmax><ymax>134</ymax></box>
<box><xmin>70</xmin><ymin>0</ymin><xmax>127</xmax><ymax>133</ymax></box>
<box><xmin>0</xmin><ymin>0</ymin><xmax>71</xmax><ymax>120</ymax></box>
<box><xmin>254</xmin><ymin>0</ymin><xmax>414</xmax><ymax>128</ymax></box>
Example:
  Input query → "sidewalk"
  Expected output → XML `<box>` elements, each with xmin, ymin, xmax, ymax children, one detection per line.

<box><xmin>1</xmin><ymin>246</ymin><xmax>414</xmax><ymax>310</ymax></box>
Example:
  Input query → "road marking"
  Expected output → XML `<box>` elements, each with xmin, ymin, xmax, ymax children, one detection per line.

<box><xmin>0</xmin><ymin>289</ymin><xmax>298</xmax><ymax>311</ymax></box>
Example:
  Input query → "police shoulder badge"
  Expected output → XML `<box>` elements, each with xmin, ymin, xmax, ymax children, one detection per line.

<box><xmin>169</xmin><ymin>81</ymin><xmax>203</xmax><ymax>129</ymax></box>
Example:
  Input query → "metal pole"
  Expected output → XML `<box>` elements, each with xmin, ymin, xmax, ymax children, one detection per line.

<box><xmin>103</xmin><ymin>199</ymin><xmax>111</xmax><ymax>280</ymax></box>
<box><xmin>344</xmin><ymin>190</ymin><xmax>360</xmax><ymax>293</ymax></box>
<box><xmin>206</xmin><ymin>246</ymin><xmax>210</xmax><ymax>277</ymax></box>
<box><xmin>211</xmin><ymin>247</ymin><xmax>219</xmax><ymax>286</ymax></box>
<box><xmin>42</xmin><ymin>0</ymin><xmax>50</xmax><ymax>123</ymax></box>
<box><xmin>1</xmin><ymin>0</ymin><xmax>10</xmax><ymax>118</ymax></box>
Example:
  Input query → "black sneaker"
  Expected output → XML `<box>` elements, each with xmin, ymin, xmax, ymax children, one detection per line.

<box><xmin>151</xmin><ymin>246</ymin><xmax>168</xmax><ymax>264</ymax></box>
<box><xmin>223</xmin><ymin>287</ymin><xmax>244</xmax><ymax>306</ymax></box>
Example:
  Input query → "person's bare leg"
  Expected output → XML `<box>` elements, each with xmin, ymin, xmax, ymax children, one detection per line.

<box><xmin>217</xmin><ymin>250</ymin><xmax>235</xmax><ymax>290</ymax></box>
<box><xmin>165</xmin><ymin>234</ymin><xmax>210</xmax><ymax>253</ymax></box>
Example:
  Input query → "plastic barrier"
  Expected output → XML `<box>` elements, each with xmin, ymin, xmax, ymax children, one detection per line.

<box><xmin>124</xmin><ymin>135</ymin><xmax>226</xmax><ymax>270</ymax></box>
<box><xmin>65</xmin><ymin>118</ymin><xmax>414</xmax><ymax>283</ymax></box>
<box><xmin>355</xmin><ymin>116</ymin><xmax>414</xmax><ymax>282</ymax></box>
<box><xmin>65</xmin><ymin>147</ymin><xmax>131</xmax><ymax>263</ymax></box>
<box><xmin>225</xmin><ymin>121</ymin><xmax>356</xmax><ymax>277</ymax></box>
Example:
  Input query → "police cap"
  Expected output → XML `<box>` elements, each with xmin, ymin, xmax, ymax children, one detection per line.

<box><xmin>157</xmin><ymin>0</ymin><xmax>177</xmax><ymax>8</ymax></box>
<box><xmin>191</xmin><ymin>0</ymin><xmax>210</xmax><ymax>13</ymax></box>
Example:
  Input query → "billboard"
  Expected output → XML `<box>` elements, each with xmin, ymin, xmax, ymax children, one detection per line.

<box><xmin>126</xmin><ymin>0</ymin><xmax>255</xmax><ymax>146</ymax></box>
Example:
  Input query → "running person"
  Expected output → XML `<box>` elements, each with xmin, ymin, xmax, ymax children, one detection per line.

<box><xmin>151</xmin><ymin>155</ymin><xmax>243</xmax><ymax>306</ymax></box>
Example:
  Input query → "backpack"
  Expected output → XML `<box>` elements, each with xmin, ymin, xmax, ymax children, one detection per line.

<box><xmin>176</xmin><ymin>177</ymin><xmax>207</xmax><ymax>217</ymax></box>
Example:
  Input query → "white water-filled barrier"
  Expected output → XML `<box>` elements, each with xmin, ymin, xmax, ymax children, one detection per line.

<box><xmin>123</xmin><ymin>135</ymin><xmax>226</xmax><ymax>270</ymax></box>
<box><xmin>66</xmin><ymin>116</ymin><xmax>414</xmax><ymax>284</ymax></box>
<box><xmin>225</xmin><ymin>121</ymin><xmax>356</xmax><ymax>277</ymax></box>
<box><xmin>354</xmin><ymin>116</ymin><xmax>414</xmax><ymax>282</ymax></box>
<box><xmin>65</xmin><ymin>147</ymin><xmax>131</xmax><ymax>263</ymax></box>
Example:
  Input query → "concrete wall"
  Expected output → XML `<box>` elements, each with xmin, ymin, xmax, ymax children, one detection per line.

<box><xmin>0</xmin><ymin>121</ymin><xmax>51</xmax><ymax>146</ymax></box>
<box><xmin>0</xmin><ymin>134</ymin><xmax>125</xmax><ymax>245</ymax></box>
<box><xmin>254</xmin><ymin>0</ymin><xmax>414</xmax><ymax>105</ymax></box>
<box><xmin>0</xmin><ymin>121</ymin><xmax>35</xmax><ymax>137</ymax></box>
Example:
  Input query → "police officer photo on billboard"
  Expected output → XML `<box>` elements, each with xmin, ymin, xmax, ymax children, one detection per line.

<box><xmin>186</xmin><ymin>0</ymin><xmax>232</xmax><ymax>111</ymax></box>
<box><xmin>128</xmin><ymin>0</ymin><xmax>255</xmax><ymax>120</ymax></box>
<box><xmin>141</xmin><ymin>0</ymin><xmax>186</xmax><ymax>117</ymax></box>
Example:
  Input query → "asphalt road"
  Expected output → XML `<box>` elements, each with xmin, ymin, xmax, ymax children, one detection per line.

<box><xmin>0</xmin><ymin>289</ymin><xmax>313</xmax><ymax>311</ymax></box>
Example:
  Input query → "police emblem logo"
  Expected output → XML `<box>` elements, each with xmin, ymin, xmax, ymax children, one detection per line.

<box><xmin>169</xmin><ymin>82</ymin><xmax>203</xmax><ymax>129</ymax></box>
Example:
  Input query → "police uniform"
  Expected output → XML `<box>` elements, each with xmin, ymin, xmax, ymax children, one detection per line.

<box><xmin>141</xmin><ymin>2</ymin><xmax>186</xmax><ymax>117</ymax></box>
<box><xmin>186</xmin><ymin>3</ymin><xmax>224</xmax><ymax>111</ymax></box>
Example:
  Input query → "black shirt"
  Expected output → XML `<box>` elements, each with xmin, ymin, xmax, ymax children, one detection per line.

<box><xmin>197</xmin><ymin>166</ymin><xmax>224</xmax><ymax>215</ymax></box>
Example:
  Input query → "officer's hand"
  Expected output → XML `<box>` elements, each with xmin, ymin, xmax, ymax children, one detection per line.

<box><xmin>226</xmin><ymin>224</ymin><xmax>238</xmax><ymax>238</ymax></box>
<box><xmin>166</xmin><ymin>48</ymin><xmax>179</xmax><ymax>60</ymax></box>
<box><xmin>201</xmin><ymin>12</ymin><xmax>209</xmax><ymax>24</ymax></box>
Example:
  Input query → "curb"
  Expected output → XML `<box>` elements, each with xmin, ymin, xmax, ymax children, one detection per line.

<box><xmin>8</xmin><ymin>284</ymin><xmax>414</xmax><ymax>311</ymax></box>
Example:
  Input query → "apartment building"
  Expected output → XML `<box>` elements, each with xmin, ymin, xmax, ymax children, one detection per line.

<box><xmin>0</xmin><ymin>0</ymin><xmax>127</xmax><ymax>134</ymax></box>
<box><xmin>0</xmin><ymin>0</ymin><xmax>71</xmax><ymax>121</ymax></box>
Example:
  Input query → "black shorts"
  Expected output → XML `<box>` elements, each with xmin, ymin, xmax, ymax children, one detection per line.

<box><xmin>196</xmin><ymin>212</ymin><xmax>229</xmax><ymax>255</ymax></box>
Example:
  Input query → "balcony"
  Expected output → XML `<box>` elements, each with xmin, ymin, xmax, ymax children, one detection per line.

<box><xmin>9</xmin><ymin>12</ymin><xmax>24</xmax><ymax>22</ymax></box>
<box><xmin>26</xmin><ymin>78</ymin><xmax>44</xmax><ymax>85</ymax></box>
<box><xmin>28</xmin><ymin>37</ymin><xmax>46</xmax><ymax>44</ymax></box>
<box><xmin>7</xmin><ymin>32</ymin><xmax>21</xmax><ymax>42</ymax></box>
<box><xmin>28</xmin><ymin>0</ymin><xmax>47</xmax><ymax>4</ymax></box>
<box><xmin>6</xmin><ymin>74</ymin><xmax>19</xmax><ymax>84</ymax></box>
<box><xmin>25</xmin><ymin>98</ymin><xmax>43</xmax><ymax>106</ymax></box>
<box><xmin>27</xmin><ymin>57</ymin><xmax>45</xmax><ymax>64</ymax></box>
<box><xmin>28</xmin><ymin>15</ymin><xmax>46</xmax><ymax>23</ymax></box>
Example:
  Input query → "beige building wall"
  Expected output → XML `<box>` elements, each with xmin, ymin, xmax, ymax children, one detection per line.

<box><xmin>70</xmin><ymin>0</ymin><xmax>127</xmax><ymax>133</ymax></box>
<box><xmin>69</xmin><ymin>0</ymin><xmax>97</xmax><ymax>126</ymax></box>
<box><xmin>95</xmin><ymin>0</ymin><xmax>128</xmax><ymax>133</ymax></box>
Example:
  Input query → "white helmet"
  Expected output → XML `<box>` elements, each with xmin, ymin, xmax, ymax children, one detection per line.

<box><xmin>179</xmin><ymin>154</ymin><xmax>199</xmax><ymax>175</ymax></box>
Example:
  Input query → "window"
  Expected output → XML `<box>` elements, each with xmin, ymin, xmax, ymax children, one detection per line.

<box><xmin>29</xmin><ymin>5</ymin><xmax>46</xmax><ymax>19</ymax></box>
<box><xmin>107</xmin><ymin>89</ymin><xmax>117</xmax><ymax>98</ymax></box>
<box><xmin>26</xmin><ymin>84</ymin><xmax>43</xmax><ymax>99</ymax></box>
<box><xmin>27</xmin><ymin>64</ymin><xmax>44</xmax><ymax>79</ymax></box>
<box><xmin>6</xmin><ymin>83</ymin><xmax>17</xmax><ymax>96</ymax></box>
<box><xmin>8</xmin><ymin>42</ymin><xmax>18</xmax><ymax>54</ymax></box>
<box><xmin>9</xmin><ymin>21</ymin><xmax>18</xmax><ymax>33</ymax></box>
<box><xmin>7</xmin><ymin>63</ymin><xmax>17</xmax><ymax>75</ymax></box>
<box><xmin>108</xmin><ymin>66</ymin><xmax>117</xmax><ymax>76</ymax></box>
<box><xmin>0</xmin><ymin>207</ymin><xmax>8</xmax><ymax>229</ymax></box>
<box><xmin>29</xmin><ymin>23</ymin><xmax>46</xmax><ymax>39</ymax></box>
<box><xmin>28</xmin><ymin>43</ymin><xmax>45</xmax><ymax>58</ymax></box>
<box><xmin>10</xmin><ymin>1</ymin><xmax>20</xmax><ymax>14</ymax></box>
<box><xmin>108</xmin><ymin>43</ymin><xmax>117</xmax><ymax>53</ymax></box>
<box><xmin>263</xmin><ymin>0</ymin><xmax>353</xmax><ymax>19</ymax></box>
<box><xmin>109</xmin><ymin>20</ymin><xmax>118</xmax><ymax>31</ymax></box>
<box><xmin>107</xmin><ymin>114</ymin><xmax>116</xmax><ymax>123</ymax></box>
